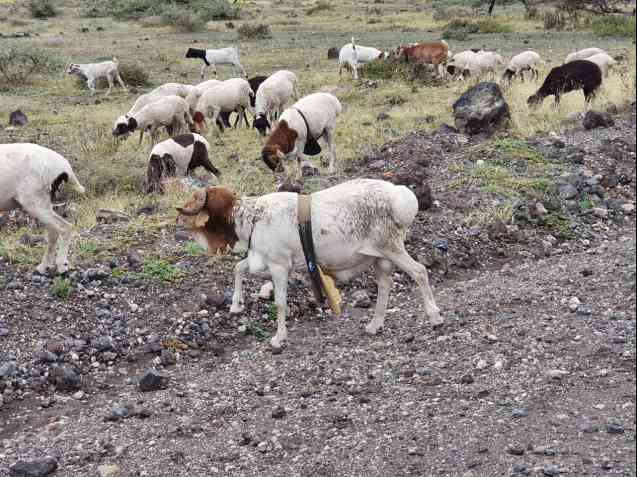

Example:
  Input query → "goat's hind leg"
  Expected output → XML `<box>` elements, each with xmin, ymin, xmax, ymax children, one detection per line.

<box><xmin>383</xmin><ymin>248</ymin><xmax>443</xmax><ymax>327</ymax></box>
<box><xmin>230</xmin><ymin>258</ymin><xmax>249</xmax><ymax>314</ymax></box>
<box><xmin>269</xmin><ymin>263</ymin><xmax>290</xmax><ymax>349</ymax></box>
<box><xmin>365</xmin><ymin>258</ymin><xmax>394</xmax><ymax>335</ymax></box>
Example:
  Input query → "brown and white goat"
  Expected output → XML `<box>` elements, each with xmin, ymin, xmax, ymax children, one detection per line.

<box><xmin>395</xmin><ymin>41</ymin><xmax>450</xmax><ymax>77</ymax></box>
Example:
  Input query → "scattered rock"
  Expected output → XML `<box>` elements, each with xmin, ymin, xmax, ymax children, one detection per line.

<box><xmin>607</xmin><ymin>423</ymin><xmax>625</xmax><ymax>434</ymax></box>
<box><xmin>0</xmin><ymin>361</ymin><xmax>18</xmax><ymax>378</ymax></box>
<box><xmin>512</xmin><ymin>408</ymin><xmax>529</xmax><ymax>418</ymax></box>
<box><xmin>583</xmin><ymin>111</ymin><xmax>615</xmax><ymax>130</ymax></box>
<box><xmin>558</xmin><ymin>183</ymin><xmax>579</xmax><ymax>200</ymax></box>
<box><xmin>50</xmin><ymin>364</ymin><xmax>81</xmax><ymax>390</ymax></box>
<box><xmin>568</xmin><ymin>296</ymin><xmax>581</xmax><ymax>312</ymax></box>
<box><xmin>452</xmin><ymin>82</ymin><xmax>511</xmax><ymax>135</ymax></box>
<box><xmin>271</xmin><ymin>405</ymin><xmax>287</xmax><ymax>419</ymax></box>
<box><xmin>97</xmin><ymin>209</ymin><xmax>131</xmax><ymax>224</ymax></box>
<box><xmin>258</xmin><ymin>281</ymin><xmax>274</xmax><ymax>300</ymax></box>
<box><xmin>9</xmin><ymin>457</ymin><xmax>58</xmax><ymax>477</ymax></box>
<box><xmin>138</xmin><ymin>369</ymin><xmax>169</xmax><ymax>392</ymax></box>
<box><xmin>352</xmin><ymin>290</ymin><xmax>372</xmax><ymax>309</ymax></box>
<box><xmin>543</xmin><ymin>464</ymin><xmax>562</xmax><ymax>476</ymax></box>
<box><xmin>460</xmin><ymin>374</ymin><xmax>474</xmax><ymax>384</ymax></box>
<box><xmin>97</xmin><ymin>464</ymin><xmax>121</xmax><ymax>477</ymax></box>
<box><xmin>507</xmin><ymin>445</ymin><xmax>525</xmax><ymax>456</ymax></box>
<box><xmin>547</xmin><ymin>369</ymin><xmax>569</xmax><ymax>380</ymax></box>
<box><xmin>9</xmin><ymin>110</ymin><xmax>28</xmax><ymax>127</ymax></box>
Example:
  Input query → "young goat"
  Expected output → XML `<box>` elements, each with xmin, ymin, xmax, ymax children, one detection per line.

<box><xmin>502</xmin><ymin>51</ymin><xmax>544</xmax><ymax>83</ymax></box>
<box><xmin>175</xmin><ymin>179</ymin><xmax>443</xmax><ymax>349</ymax></box>
<box><xmin>338</xmin><ymin>38</ymin><xmax>387</xmax><ymax>80</ymax></box>
<box><xmin>253</xmin><ymin>70</ymin><xmax>299</xmax><ymax>136</ymax></box>
<box><xmin>0</xmin><ymin>144</ymin><xmax>85</xmax><ymax>275</ymax></box>
<box><xmin>192</xmin><ymin>78</ymin><xmax>254</xmax><ymax>134</ymax></box>
<box><xmin>528</xmin><ymin>60</ymin><xmax>602</xmax><ymax>109</ymax></box>
<box><xmin>185</xmin><ymin>47</ymin><xmax>247</xmax><ymax>80</ymax></box>
<box><xmin>67</xmin><ymin>58</ymin><xmax>127</xmax><ymax>96</ymax></box>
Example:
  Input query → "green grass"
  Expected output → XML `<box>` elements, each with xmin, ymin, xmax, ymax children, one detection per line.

<box><xmin>182</xmin><ymin>242</ymin><xmax>206</xmax><ymax>257</ymax></box>
<box><xmin>50</xmin><ymin>277</ymin><xmax>73</xmax><ymax>300</ymax></box>
<box><xmin>591</xmin><ymin>15</ymin><xmax>636</xmax><ymax>38</ymax></box>
<box><xmin>492</xmin><ymin>138</ymin><xmax>545</xmax><ymax>163</ymax></box>
<box><xmin>477</xmin><ymin>18</ymin><xmax>514</xmax><ymax>33</ymax></box>
<box><xmin>132</xmin><ymin>259</ymin><xmax>186</xmax><ymax>283</ymax></box>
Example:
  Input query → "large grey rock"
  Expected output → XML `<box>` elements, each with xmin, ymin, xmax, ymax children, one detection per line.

<box><xmin>9</xmin><ymin>110</ymin><xmax>28</xmax><ymax>127</ymax></box>
<box><xmin>583</xmin><ymin>111</ymin><xmax>614</xmax><ymax>130</ymax></box>
<box><xmin>9</xmin><ymin>457</ymin><xmax>58</xmax><ymax>476</ymax></box>
<box><xmin>452</xmin><ymin>82</ymin><xmax>511</xmax><ymax>135</ymax></box>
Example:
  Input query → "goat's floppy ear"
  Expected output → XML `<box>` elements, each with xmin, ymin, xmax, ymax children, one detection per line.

<box><xmin>205</xmin><ymin>187</ymin><xmax>237</xmax><ymax>224</ymax></box>
<box><xmin>194</xmin><ymin>210</ymin><xmax>210</xmax><ymax>228</ymax></box>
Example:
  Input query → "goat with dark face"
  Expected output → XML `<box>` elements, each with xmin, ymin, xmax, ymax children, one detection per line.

<box><xmin>184</xmin><ymin>47</ymin><xmax>247</xmax><ymax>79</ymax></box>
<box><xmin>528</xmin><ymin>60</ymin><xmax>602</xmax><ymax>108</ymax></box>
<box><xmin>145</xmin><ymin>133</ymin><xmax>220</xmax><ymax>194</ymax></box>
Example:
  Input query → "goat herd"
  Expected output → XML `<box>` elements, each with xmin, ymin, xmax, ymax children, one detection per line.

<box><xmin>0</xmin><ymin>38</ymin><xmax>622</xmax><ymax>348</ymax></box>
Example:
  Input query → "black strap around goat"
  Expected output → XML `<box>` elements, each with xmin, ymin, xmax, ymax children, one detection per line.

<box><xmin>297</xmin><ymin>195</ymin><xmax>324</xmax><ymax>305</ymax></box>
<box><xmin>293</xmin><ymin>108</ymin><xmax>324</xmax><ymax>156</ymax></box>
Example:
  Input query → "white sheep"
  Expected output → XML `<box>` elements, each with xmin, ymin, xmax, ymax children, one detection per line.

<box><xmin>67</xmin><ymin>58</ymin><xmax>127</xmax><ymax>96</ymax></box>
<box><xmin>253</xmin><ymin>70</ymin><xmax>299</xmax><ymax>136</ymax></box>
<box><xmin>447</xmin><ymin>50</ymin><xmax>504</xmax><ymax>79</ymax></box>
<box><xmin>185</xmin><ymin>47</ymin><xmax>247</xmax><ymax>79</ymax></box>
<box><xmin>118</xmin><ymin>95</ymin><xmax>193</xmax><ymax>146</ymax></box>
<box><xmin>261</xmin><ymin>92</ymin><xmax>342</xmax><ymax>178</ymax></box>
<box><xmin>585</xmin><ymin>52</ymin><xmax>618</xmax><ymax>78</ymax></box>
<box><xmin>565</xmin><ymin>48</ymin><xmax>607</xmax><ymax>64</ymax></box>
<box><xmin>192</xmin><ymin>78</ymin><xmax>254</xmax><ymax>134</ymax></box>
<box><xmin>146</xmin><ymin>133</ymin><xmax>220</xmax><ymax>193</ymax></box>
<box><xmin>185</xmin><ymin>79</ymin><xmax>223</xmax><ymax>113</ymax></box>
<box><xmin>338</xmin><ymin>38</ymin><xmax>387</xmax><ymax>80</ymax></box>
<box><xmin>502</xmin><ymin>51</ymin><xmax>544</xmax><ymax>82</ymax></box>
<box><xmin>0</xmin><ymin>143</ymin><xmax>85</xmax><ymax>274</ymax></box>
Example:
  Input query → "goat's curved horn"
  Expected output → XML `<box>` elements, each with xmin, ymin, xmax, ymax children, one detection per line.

<box><xmin>176</xmin><ymin>190</ymin><xmax>207</xmax><ymax>216</ymax></box>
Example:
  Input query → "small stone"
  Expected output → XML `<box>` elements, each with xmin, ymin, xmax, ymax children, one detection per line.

<box><xmin>0</xmin><ymin>362</ymin><xmax>18</xmax><ymax>378</ymax></box>
<box><xmin>415</xmin><ymin>367</ymin><xmax>433</xmax><ymax>376</ymax></box>
<box><xmin>9</xmin><ymin>457</ymin><xmax>58</xmax><ymax>477</ymax></box>
<box><xmin>50</xmin><ymin>364</ymin><xmax>81</xmax><ymax>390</ymax></box>
<box><xmin>352</xmin><ymin>290</ymin><xmax>372</xmax><ymax>309</ymax></box>
<box><xmin>592</xmin><ymin>207</ymin><xmax>608</xmax><ymax>219</ymax></box>
<box><xmin>543</xmin><ymin>464</ymin><xmax>561</xmax><ymax>476</ymax></box>
<box><xmin>512</xmin><ymin>408</ymin><xmax>529</xmax><ymax>418</ymax></box>
<box><xmin>559</xmin><ymin>184</ymin><xmax>578</xmax><ymax>200</ymax></box>
<box><xmin>257</xmin><ymin>441</ymin><xmax>269</xmax><ymax>453</ymax></box>
<box><xmin>460</xmin><ymin>374</ymin><xmax>474</xmax><ymax>385</ymax></box>
<box><xmin>97</xmin><ymin>464</ymin><xmax>121</xmax><ymax>477</ymax></box>
<box><xmin>271</xmin><ymin>405</ymin><xmax>286</xmax><ymax>419</ymax></box>
<box><xmin>583</xmin><ymin>110</ymin><xmax>615</xmax><ymax>130</ymax></box>
<box><xmin>547</xmin><ymin>369</ymin><xmax>569</xmax><ymax>380</ymax></box>
<box><xmin>512</xmin><ymin>464</ymin><xmax>530</xmax><ymax>475</ymax></box>
<box><xmin>507</xmin><ymin>445</ymin><xmax>525</xmax><ymax>456</ymax></box>
<box><xmin>621</xmin><ymin>203</ymin><xmax>635</xmax><ymax>213</ymax></box>
<box><xmin>138</xmin><ymin>369</ymin><xmax>169</xmax><ymax>392</ymax></box>
<box><xmin>606</xmin><ymin>423</ymin><xmax>625</xmax><ymax>434</ymax></box>
<box><xmin>72</xmin><ymin>391</ymin><xmax>85</xmax><ymax>400</ymax></box>
<box><xmin>476</xmin><ymin>359</ymin><xmax>488</xmax><ymax>370</ymax></box>
<box><xmin>105</xmin><ymin>406</ymin><xmax>130</xmax><ymax>421</ymax></box>
<box><xmin>568</xmin><ymin>297</ymin><xmax>580</xmax><ymax>312</ymax></box>
<box><xmin>258</xmin><ymin>282</ymin><xmax>274</xmax><ymax>300</ymax></box>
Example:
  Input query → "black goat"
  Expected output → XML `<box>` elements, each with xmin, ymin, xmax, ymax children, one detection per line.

<box><xmin>528</xmin><ymin>60</ymin><xmax>602</xmax><ymax>108</ymax></box>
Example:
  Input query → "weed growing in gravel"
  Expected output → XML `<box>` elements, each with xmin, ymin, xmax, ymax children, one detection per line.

<box><xmin>265</xmin><ymin>303</ymin><xmax>277</xmax><ymax>322</ymax></box>
<box><xmin>50</xmin><ymin>277</ymin><xmax>73</xmax><ymax>300</ymax></box>
<box><xmin>492</xmin><ymin>138</ymin><xmax>545</xmax><ymax>164</ymax></box>
<box><xmin>133</xmin><ymin>259</ymin><xmax>186</xmax><ymax>283</ymax></box>
<box><xmin>182</xmin><ymin>242</ymin><xmax>206</xmax><ymax>257</ymax></box>
<box><xmin>544</xmin><ymin>214</ymin><xmax>576</xmax><ymax>240</ymax></box>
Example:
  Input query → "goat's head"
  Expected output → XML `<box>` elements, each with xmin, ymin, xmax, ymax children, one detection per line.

<box><xmin>126</xmin><ymin>117</ymin><xmax>139</xmax><ymax>132</ymax></box>
<box><xmin>112</xmin><ymin>115</ymin><xmax>130</xmax><ymax>137</ymax></box>
<box><xmin>252</xmin><ymin>114</ymin><xmax>271</xmax><ymax>137</ymax></box>
<box><xmin>185</xmin><ymin>48</ymin><xmax>205</xmax><ymax>60</ymax></box>
<box><xmin>176</xmin><ymin>187</ymin><xmax>239</xmax><ymax>253</ymax></box>
<box><xmin>527</xmin><ymin>93</ymin><xmax>543</xmax><ymax>108</ymax></box>
<box><xmin>260</xmin><ymin>120</ymin><xmax>297</xmax><ymax>173</ymax></box>
<box><xmin>192</xmin><ymin>111</ymin><xmax>207</xmax><ymax>134</ymax></box>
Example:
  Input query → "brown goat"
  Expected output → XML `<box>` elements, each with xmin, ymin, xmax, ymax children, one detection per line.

<box><xmin>261</xmin><ymin>120</ymin><xmax>298</xmax><ymax>173</ymax></box>
<box><xmin>396</xmin><ymin>41</ymin><xmax>449</xmax><ymax>77</ymax></box>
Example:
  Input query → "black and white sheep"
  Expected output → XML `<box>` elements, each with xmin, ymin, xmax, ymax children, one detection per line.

<box><xmin>184</xmin><ymin>47</ymin><xmax>247</xmax><ymax>80</ymax></box>
<box><xmin>146</xmin><ymin>133</ymin><xmax>220</xmax><ymax>194</ymax></box>
<box><xmin>253</xmin><ymin>70</ymin><xmax>299</xmax><ymax>136</ymax></box>
<box><xmin>528</xmin><ymin>60</ymin><xmax>602</xmax><ymax>108</ymax></box>
<box><xmin>0</xmin><ymin>143</ymin><xmax>85</xmax><ymax>274</ymax></box>
<box><xmin>502</xmin><ymin>51</ymin><xmax>544</xmax><ymax>82</ymax></box>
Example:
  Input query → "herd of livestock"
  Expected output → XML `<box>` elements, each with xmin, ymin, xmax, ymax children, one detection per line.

<box><xmin>0</xmin><ymin>36</ymin><xmax>624</xmax><ymax>348</ymax></box>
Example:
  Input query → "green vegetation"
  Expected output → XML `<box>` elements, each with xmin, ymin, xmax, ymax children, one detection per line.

<box><xmin>132</xmin><ymin>259</ymin><xmax>186</xmax><ymax>283</ymax></box>
<box><xmin>50</xmin><ymin>277</ymin><xmax>73</xmax><ymax>300</ymax></box>
<box><xmin>28</xmin><ymin>0</ymin><xmax>57</xmax><ymax>19</ymax></box>
<box><xmin>183</xmin><ymin>242</ymin><xmax>206</xmax><ymax>256</ymax></box>
<box><xmin>0</xmin><ymin>45</ymin><xmax>64</xmax><ymax>90</ymax></box>
<box><xmin>492</xmin><ymin>138</ymin><xmax>545</xmax><ymax>163</ymax></box>
<box><xmin>103</xmin><ymin>0</ymin><xmax>239</xmax><ymax>22</ymax></box>
<box><xmin>477</xmin><ymin>18</ymin><xmax>513</xmax><ymax>33</ymax></box>
<box><xmin>591</xmin><ymin>15</ymin><xmax>636</xmax><ymax>38</ymax></box>
<box><xmin>237</xmin><ymin>23</ymin><xmax>273</xmax><ymax>40</ymax></box>
<box><xmin>159</xmin><ymin>5</ymin><xmax>206</xmax><ymax>32</ymax></box>
<box><xmin>306</xmin><ymin>1</ymin><xmax>333</xmax><ymax>16</ymax></box>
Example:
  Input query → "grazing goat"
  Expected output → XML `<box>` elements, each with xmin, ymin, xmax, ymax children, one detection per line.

<box><xmin>586</xmin><ymin>52</ymin><xmax>617</xmax><ymax>78</ymax></box>
<box><xmin>396</xmin><ymin>41</ymin><xmax>449</xmax><ymax>77</ymax></box>
<box><xmin>175</xmin><ymin>179</ymin><xmax>443</xmax><ymax>349</ymax></box>
<box><xmin>0</xmin><ymin>144</ymin><xmax>85</xmax><ymax>275</ymax></box>
<box><xmin>338</xmin><ymin>38</ymin><xmax>387</xmax><ymax>80</ymax></box>
<box><xmin>67</xmin><ymin>58</ymin><xmax>127</xmax><ymax>96</ymax></box>
<box><xmin>146</xmin><ymin>133</ymin><xmax>219</xmax><ymax>194</ymax></box>
<box><xmin>447</xmin><ymin>50</ymin><xmax>504</xmax><ymax>79</ymax></box>
<box><xmin>503</xmin><ymin>51</ymin><xmax>544</xmax><ymax>82</ymax></box>
<box><xmin>253</xmin><ymin>70</ymin><xmax>299</xmax><ymax>136</ymax></box>
<box><xmin>528</xmin><ymin>60</ymin><xmax>602</xmax><ymax>109</ymax></box>
<box><xmin>192</xmin><ymin>78</ymin><xmax>253</xmax><ymax>134</ymax></box>
<box><xmin>261</xmin><ymin>92</ymin><xmax>341</xmax><ymax>177</ymax></box>
<box><xmin>565</xmin><ymin>47</ymin><xmax>607</xmax><ymax>64</ymax></box>
<box><xmin>114</xmin><ymin>95</ymin><xmax>193</xmax><ymax>146</ymax></box>
<box><xmin>185</xmin><ymin>47</ymin><xmax>247</xmax><ymax>79</ymax></box>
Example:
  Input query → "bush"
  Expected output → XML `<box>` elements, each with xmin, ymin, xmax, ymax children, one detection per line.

<box><xmin>306</xmin><ymin>1</ymin><xmax>333</xmax><ymax>15</ymax></box>
<box><xmin>543</xmin><ymin>10</ymin><xmax>568</xmax><ymax>30</ymax></box>
<box><xmin>477</xmin><ymin>19</ymin><xmax>513</xmax><ymax>33</ymax></box>
<box><xmin>442</xmin><ymin>29</ymin><xmax>469</xmax><ymax>40</ymax></box>
<box><xmin>28</xmin><ymin>0</ymin><xmax>57</xmax><ymax>19</ymax></box>
<box><xmin>80</xmin><ymin>0</ymin><xmax>110</xmax><ymax>17</ymax></box>
<box><xmin>591</xmin><ymin>15</ymin><xmax>636</xmax><ymax>38</ymax></box>
<box><xmin>357</xmin><ymin>58</ymin><xmax>444</xmax><ymax>86</ymax></box>
<box><xmin>524</xmin><ymin>6</ymin><xmax>541</xmax><ymax>20</ymax></box>
<box><xmin>443</xmin><ymin>18</ymin><xmax>480</xmax><ymax>39</ymax></box>
<box><xmin>159</xmin><ymin>5</ymin><xmax>206</xmax><ymax>32</ymax></box>
<box><xmin>0</xmin><ymin>45</ymin><xmax>63</xmax><ymax>89</ymax></box>
<box><xmin>237</xmin><ymin>23</ymin><xmax>272</xmax><ymax>40</ymax></box>
<box><xmin>109</xmin><ymin>0</ymin><xmax>238</xmax><ymax>21</ymax></box>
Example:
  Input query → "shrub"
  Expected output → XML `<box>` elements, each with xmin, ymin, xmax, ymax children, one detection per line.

<box><xmin>80</xmin><ymin>1</ymin><xmax>111</xmax><ymax>18</ymax></box>
<box><xmin>306</xmin><ymin>1</ymin><xmax>333</xmax><ymax>15</ymax></box>
<box><xmin>237</xmin><ymin>23</ymin><xmax>272</xmax><ymax>40</ymax></box>
<box><xmin>194</xmin><ymin>0</ymin><xmax>240</xmax><ymax>21</ymax></box>
<box><xmin>28</xmin><ymin>0</ymin><xmax>57</xmax><ymax>19</ymax></box>
<box><xmin>110</xmin><ymin>0</ymin><xmax>238</xmax><ymax>21</ymax></box>
<box><xmin>591</xmin><ymin>15</ymin><xmax>636</xmax><ymax>38</ymax></box>
<box><xmin>357</xmin><ymin>59</ymin><xmax>443</xmax><ymax>86</ymax></box>
<box><xmin>543</xmin><ymin>10</ymin><xmax>568</xmax><ymax>30</ymax></box>
<box><xmin>442</xmin><ymin>28</ymin><xmax>469</xmax><ymax>41</ymax></box>
<box><xmin>443</xmin><ymin>18</ymin><xmax>479</xmax><ymax>39</ymax></box>
<box><xmin>0</xmin><ymin>45</ymin><xmax>63</xmax><ymax>89</ymax></box>
<box><xmin>50</xmin><ymin>277</ymin><xmax>73</xmax><ymax>300</ymax></box>
<box><xmin>477</xmin><ymin>19</ymin><xmax>513</xmax><ymax>33</ymax></box>
<box><xmin>160</xmin><ymin>5</ymin><xmax>206</xmax><ymax>32</ymax></box>
<box><xmin>524</xmin><ymin>6</ymin><xmax>541</xmax><ymax>20</ymax></box>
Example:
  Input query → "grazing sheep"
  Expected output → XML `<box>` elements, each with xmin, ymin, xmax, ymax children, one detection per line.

<box><xmin>395</xmin><ymin>41</ymin><xmax>449</xmax><ymax>77</ymax></box>
<box><xmin>565</xmin><ymin>47</ymin><xmax>607</xmax><ymax>64</ymax></box>
<box><xmin>261</xmin><ymin>92</ymin><xmax>341</xmax><ymax>177</ymax></box>
<box><xmin>585</xmin><ymin>52</ymin><xmax>618</xmax><ymax>78</ymax></box>
<box><xmin>67</xmin><ymin>58</ymin><xmax>127</xmax><ymax>96</ymax></box>
<box><xmin>502</xmin><ymin>50</ymin><xmax>544</xmax><ymax>82</ymax></box>
<box><xmin>115</xmin><ymin>95</ymin><xmax>193</xmax><ymax>146</ymax></box>
<box><xmin>528</xmin><ymin>60</ymin><xmax>602</xmax><ymax>109</ymax></box>
<box><xmin>447</xmin><ymin>50</ymin><xmax>504</xmax><ymax>79</ymax></box>
<box><xmin>338</xmin><ymin>38</ymin><xmax>387</xmax><ymax>80</ymax></box>
<box><xmin>151</xmin><ymin>82</ymin><xmax>198</xmax><ymax>99</ymax></box>
<box><xmin>175</xmin><ymin>179</ymin><xmax>443</xmax><ymax>349</ymax></box>
<box><xmin>253</xmin><ymin>70</ymin><xmax>299</xmax><ymax>136</ymax></box>
<box><xmin>185</xmin><ymin>47</ymin><xmax>247</xmax><ymax>79</ymax></box>
<box><xmin>192</xmin><ymin>78</ymin><xmax>254</xmax><ymax>134</ymax></box>
<box><xmin>0</xmin><ymin>144</ymin><xmax>85</xmax><ymax>275</ymax></box>
<box><xmin>146</xmin><ymin>133</ymin><xmax>220</xmax><ymax>194</ymax></box>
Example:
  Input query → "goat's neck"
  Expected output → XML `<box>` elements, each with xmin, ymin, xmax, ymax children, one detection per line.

<box><xmin>232</xmin><ymin>198</ymin><xmax>261</xmax><ymax>244</ymax></box>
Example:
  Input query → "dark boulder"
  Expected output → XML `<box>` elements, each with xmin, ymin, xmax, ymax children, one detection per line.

<box><xmin>583</xmin><ymin>111</ymin><xmax>615</xmax><ymax>130</ymax></box>
<box><xmin>9</xmin><ymin>110</ymin><xmax>28</xmax><ymax>127</ymax></box>
<box><xmin>9</xmin><ymin>457</ymin><xmax>58</xmax><ymax>477</ymax></box>
<box><xmin>452</xmin><ymin>82</ymin><xmax>511</xmax><ymax>135</ymax></box>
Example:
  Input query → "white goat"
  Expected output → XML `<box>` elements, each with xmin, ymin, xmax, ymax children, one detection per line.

<box><xmin>586</xmin><ymin>52</ymin><xmax>618</xmax><ymax>78</ymax></box>
<box><xmin>185</xmin><ymin>79</ymin><xmax>223</xmax><ymax>113</ymax></box>
<box><xmin>338</xmin><ymin>38</ymin><xmax>387</xmax><ymax>80</ymax></box>
<box><xmin>122</xmin><ymin>96</ymin><xmax>193</xmax><ymax>146</ymax></box>
<box><xmin>0</xmin><ymin>144</ymin><xmax>85</xmax><ymax>274</ymax></box>
<box><xmin>192</xmin><ymin>78</ymin><xmax>254</xmax><ymax>133</ymax></box>
<box><xmin>565</xmin><ymin>48</ymin><xmax>607</xmax><ymax>64</ymax></box>
<box><xmin>67</xmin><ymin>58</ymin><xmax>127</xmax><ymax>96</ymax></box>
<box><xmin>185</xmin><ymin>47</ymin><xmax>247</xmax><ymax>80</ymax></box>
<box><xmin>502</xmin><ymin>50</ymin><xmax>544</xmax><ymax>82</ymax></box>
<box><xmin>175</xmin><ymin>179</ymin><xmax>443</xmax><ymax>349</ymax></box>
<box><xmin>261</xmin><ymin>92</ymin><xmax>342</xmax><ymax>177</ymax></box>
<box><xmin>253</xmin><ymin>70</ymin><xmax>299</xmax><ymax>136</ymax></box>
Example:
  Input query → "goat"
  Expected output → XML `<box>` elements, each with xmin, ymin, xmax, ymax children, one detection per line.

<box><xmin>185</xmin><ymin>47</ymin><xmax>247</xmax><ymax>80</ymax></box>
<box><xmin>338</xmin><ymin>38</ymin><xmax>387</xmax><ymax>80</ymax></box>
<box><xmin>261</xmin><ymin>92</ymin><xmax>341</xmax><ymax>178</ymax></box>
<box><xmin>253</xmin><ymin>70</ymin><xmax>299</xmax><ymax>136</ymax></box>
<box><xmin>503</xmin><ymin>50</ymin><xmax>544</xmax><ymax>83</ymax></box>
<box><xmin>586</xmin><ymin>52</ymin><xmax>618</xmax><ymax>78</ymax></box>
<box><xmin>0</xmin><ymin>144</ymin><xmax>85</xmax><ymax>275</ymax></box>
<box><xmin>175</xmin><ymin>179</ymin><xmax>443</xmax><ymax>349</ymax></box>
<box><xmin>565</xmin><ymin>47</ymin><xmax>607</xmax><ymax>64</ymax></box>
<box><xmin>67</xmin><ymin>58</ymin><xmax>127</xmax><ymax>96</ymax></box>
<box><xmin>528</xmin><ymin>60</ymin><xmax>602</xmax><ymax>109</ymax></box>
<box><xmin>395</xmin><ymin>41</ymin><xmax>449</xmax><ymax>77</ymax></box>
<box><xmin>192</xmin><ymin>78</ymin><xmax>253</xmax><ymax>134</ymax></box>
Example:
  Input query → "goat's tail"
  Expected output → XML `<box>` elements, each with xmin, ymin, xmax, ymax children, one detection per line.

<box><xmin>351</xmin><ymin>37</ymin><xmax>356</xmax><ymax>50</ymax></box>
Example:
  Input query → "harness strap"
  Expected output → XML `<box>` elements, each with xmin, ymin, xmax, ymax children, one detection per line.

<box><xmin>297</xmin><ymin>194</ymin><xmax>324</xmax><ymax>305</ymax></box>
<box><xmin>294</xmin><ymin>108</ymin><xmax>324</xmax><ymax>141</ymax></box>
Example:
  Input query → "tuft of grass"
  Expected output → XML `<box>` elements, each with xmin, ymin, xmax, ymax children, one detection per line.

<box><xmin>132</xmin><ymin>259</ymin><xmax>186</xmax><ymax>283</ymax></box>
<box><xmin>28</xmin><ymin>0</ymin><xmax>57</xmax><ymax>19</ymax></box>
<box><xmin>159</xmin><ymin>5</ymin><xmax>206</xmax><ymax>32</ymax></box>
<box><xmin>466</xmin><ymin>203</ymin><xmax>515</xmax><ymax>228</ymax></box>
<box><xmin>591</xmin><ymin>15</ymin><xmax>636</xmax><ymax>38</ymax></box>
<box><xmin>477</xmin><ymin>18</ymin><xmax>513</xmax><ymax>33</ymax></box>
<box><xmin>0</xmin><ymin>44</ymin><xmax>64</xmax><ymax>90</ymax></box>
<box><xmin>182</xmin><ymin>242</ymin><xmax>206</xmax><ymax>256</ymax></box>
<box><xmin>237</xmin><ymin>23</ymin><xmax>272</xmax><ymax>40</ymax></box>
<box><xmin>306</xmin><ymin>0</ymin><xmax>333</xmax><ymax>16</ymax></box>
<box><xmin>50</xmin><ymin>277</ymin><xmax>73</xmax><ymax>300</ymax></box>
<box><xmin>544</xmin><ymin>214</ymin><xmax>576</xmax><ymax>240</ymax></box>
<box><xmin>492</xmin><ymin>138</ymin><xmax>545</xmax><ymax>163</ymax></box>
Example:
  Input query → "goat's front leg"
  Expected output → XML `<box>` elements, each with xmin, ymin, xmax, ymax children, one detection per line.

<box><xmin>116</xmin><ymin>72</ymin><xmax>127</xmax><ymax>91</ymax></box>
<box><xmin>105</xmin><ymin>76</ymin><xmax>113</xmax><ymax>97</ymax></box>
<box><xmin>366</xmin><ymin>259</ymin><xmax>394</xmax><ymax>335</ymax></box>
<box><xmin>230</xmin><ymin>258</ymin><xmax>249</xmax><ymax>314</ymax></box>
<box><xmin>269</xmin><ymin>263</ymin><xmax>290</xmax><ymax>349</ymax></box>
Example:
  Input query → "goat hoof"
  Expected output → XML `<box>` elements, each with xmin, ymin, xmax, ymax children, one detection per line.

<box><xmin>36</xmin><ymin>264</ymin><xmax>53</xmax><ymax>276</ymax></box>
<box><xmin>270</xmin><ymin>335</ymin><xmax>287</xmax><ymax>349</ymax></box>
<box><xmin>230</xmin><ymin>305</ymin><xmax>244</xmax><ymax>315</ymax></box>
<box><xmin>365</xmin><ymin>323</ymin><xmax>383</xmax><ymax>336</ymax></box>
